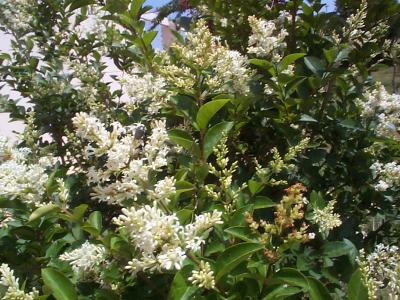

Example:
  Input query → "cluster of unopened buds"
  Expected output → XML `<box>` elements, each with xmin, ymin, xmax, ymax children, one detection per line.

<box><xmin>245</xmin><ymin>183</ymin><xmax>314</xmax><ymax>262</ymax></box>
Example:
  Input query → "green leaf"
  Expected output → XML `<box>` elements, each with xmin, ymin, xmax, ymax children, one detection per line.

<box><xmin>279</xmin><ymin>53</ymin><xmax>306</xmax><ymax>71</ymax></box>
<box><xmin>323</xmin><ymin>48</ymin><xmax>338</xmax><ymax>64</ymax></box>
<box><xmin>307</xmin><ymin>277</ymin><xmax>332</xmax><ymax>300</ymax></box>
<box><xmin>322</xmin><ymin>241</ymin><xmax>353</xmax><ymax>258</ymax></box>
<box><xmin>29</xmin><ymin>204</ymin><xmax>59</xmax><ymax>222</ymax></box>
<box><xmin>69</xmin><ymin>0</ymin><xmax>95</xmax><ymax>11</ymax></box>
<box><xmin>248</xmin><ymin>180</ymin><xmax>263</xmax><ymax>196</ymax></box>
<box><xmin>176</xmin><ymin>209</ymin><xmax>193</xmax><ymax>224</ymax></box>
<box><xmin>203</xmin><ymin>121</ymin><xmax>234</xmax><ymax>159</ymax></box>
<box><xmin>263</xmin><ymin>285</ymin><xmax>302</xmax><ymax>299</ymax></box>
<box><xmin>73</xmin><ymin>204</ymin><xmax>88</xmax><ymax>222</ymax></box>
<box><xmin>335</xmin><ymin>48</ymin><xmax>352</xmax><ymax>63</ymax></box>
<box><xmin>254</xmin><ymin>196</ymin><xmax>275</xmax><ymax>209</ymax></box>
<box><xmin>299</xmin><ymin>114</ymin><xmax>318</xmax><ymax>123</ymax></box>
<box><xmin>304</xmin><ymin>56</ymin><xmax>325</xmax><ymax>77</ymax></box>
<box><xmin>310</xmin><ymin>191</ymin><xmax>325</xmax><ymax>208</ymax></box>
<box><xmin>225</xmin><ymin>226</ymin><xmax>258</xmax><ymax>242</ymax></box>
<box><xmin>103</xmin><ymin>0</ymin><xmax>129</xmax><ymax>13</ymax></box>
<box><xmin>168</xmin><ymin>129</ymin><xmax>195</xmax><ymax>151</ymax></box>
<box><xmin>249</xmin><ymin>59</ymin><xmax>274</xmax><ymax>70</ymax></box>
<box><xmin>215</xmin><ymin>243</ymin><xmax>264</xmax><ymax>282</ymax></box>
<box><xmin>348</xmin><ymin>269</ymin><xmax>368</xmax><ymax>300</ymax></box>
<box><xmin>170</xmin><ymin>95</ymin><xmax>198</xmax><ymax>126</ymax></box>
<box><xmin>273</xmin><ymin>268</ymin><xmax>309</xmax><ymax>289</ymax></box>
<box><xmin>142</xmin><ymin>31</ymin><xmax>157</xmax><ymax>48</ymax></box>
<box><xmin>0</xmin><ymin>197</ymin><xmax>24</xmax><ymax>209</ymax></box>
<box><xmin>130</xmin><ymin>0</ymin><xmax>146</xmax><ymax>16</ymax></box>
<box><xmin>285</xmin><ymin>77</ymin><xmax>307</xmax><ymax>97</ymax></box>
<box><xmin>88</xmin><ymin>211</ymin><xmax>102</xmax><ymax>232</ymax></box>
<box><xmin>196</xmin><ymin>99</ymin><xmax>230</xmax><ymax>130</ymax></box>
<box><xmin>42</xmin><ymin>268</ymin><xmax>77</xmax><ymax>300</ymax></box>
<box><xmin>168</xmin><ymin>266</ymin><xmax>198</xmax><ymax>300</ymax></box>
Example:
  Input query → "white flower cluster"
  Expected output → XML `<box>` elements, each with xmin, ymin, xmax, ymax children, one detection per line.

<box><xmin>247</xmin><ymin>15</ymin><xmax>288</xmax><ymax>61</ymax></box>
<box><xmin>370</xmin><ymin>161</ymin><xmax>400</xmax><ymax>192</ymax></box>
<box><xmin>357</xmin><ymin>244</ymin><xmax>400</xmax><ymax>299</ymax></box>
<box><xmin>72</xmin><ymin>113</ymin><xmax>172</xmax><ymax>205</ymax></box>
<box><xmin>113</xmin><ymin>206</ymin><xmax>222</xmax><ymax>274</ymax></box>
<box><xmin>189</xmin><ymin>261</ymin><xmax>216</xmax><ymax>290</ymax></box>
<box><xmin>73</xmin><ymin>5</ymin><xmax>108</xmax><ymax>41</ymax></box>
<box><xmin>358</xmin><ymin>85</ymin><xmax>400</xmax><ymax>140</ymax></box>
<box><xmin>0</xmin><ymin>137</ymin><xmax>48</xmax><ymax>205</ymax></box>
<box><xmin>0</xmin><ymin>264</ymin><xmax>39</xmax><ymax>300</ymax></box>
<box><xmin>119</xmin><ymin>71</ymin><xmax>170</xmax><ymax>115</ymax></box>
<box><xmin>311</xmin><ymin>200</ymin><xmax>342</xmax><ymax>236</ymax></box>
<box><xmin>59</xmin><ymin>241</ymin><xmax>107</xmax><ymax>279</ymax></box>
<box><xmin>343</xmin><ymin>0</ymin><xmax>388</xmax><ymax>47</ymax></box>
<box><xmin>160</xmin><ymin>20</ymin><xmax>251</xmax><ymax>95</ymax></box>
<box><xmin>0</xmin><ymin>0</ymin><xmax>34</xmax><ymax>34</ymax></box>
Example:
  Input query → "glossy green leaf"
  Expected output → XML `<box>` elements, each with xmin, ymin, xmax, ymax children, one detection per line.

<box><xmin>307</xmin><ymin>277</ymin><xmax>332</xmax><ymax>300</ymax></box>
<box><xmin>142</xmin><ymin>31</ymin><xmax>157</xmax><ymax>48</ymax></box>
<box><xmin>323</xmin><ymin>48</ymin><xmax>338</xmax><ymax>64</ymax></box>
<box><xmin>68</xmin><ymin>0</ymin><xmax>95</xmax><ymax>11</ymax></box>
<box><xmin>29</xmin><ymin>204</ymin><xmax>59</xmax><ymax>222</ymax></box>
<box><xmin>263</xmin><ymin>285</ymin><xmax>302</xmax><ymax>299</ymax></box>
<box><xmin>196</xmin><ymin>99</ymin><xmax>230</xmax><ymax>130</ymax></box>
<box><xmin>248</xmin><ymin>180</ymin><xmax>263</xmax><ymax>195</ymax></box>
<box><xmin>88</xmin><ymin>211</ymin><xmax>102</xmax><ymax>232</ymax></box>
<box><xmin>168</xmin><ymin>266</ymin><xmax>198</xmax><ymax>300</ymax></box>
<box><xmin>42</xmin><ymin>268</ymin><xmax>77</xmax><ymax>300</ymax></box>
<box><xmin>170</xmin><ymin>95</ymin><xmax>198</xmax><ymax>125</ymax></box>
<box><xmin>225</xmin><ymin>226</ymin><xmax>258</xmax><ymax>242</ymax></box>
<box><xmin>348</xmin><ymin>269</ymin><xmax>368</xmax><ymax>300</ymax></box>
<box><xmin>322</xmin><ymin>241</ymin><xmax>353</xmax><ymax>258</ymax></box>
<box><xmin>299</xmin><ymin>114</ymin><xmax>318</xmax><ymax>123</ymax></box>
<box><xmin>168</xmin><ymin>129</ymin><xmax>195</xmax><ymax>150</ymax></box>
<box><xmin>279</xmin><ymin>53</ymin><xmax>306</xmax><ymax>71</ymax></box>
<box><xmin>73</xmin><ymin>204</ymin><xmax>88</xmax><ymax>222</ymax></box>
<box><xmin>254</xmin><ymin>196</ymin><xmax>275</xmax><ymax>209</ymax></box>
<box><xmin>203</xmin><ymin>122</ymin><xmax>234</xmax><ymax>159</ymax></box>
<box><xmin>304</xmin><ymin>56</ymin><xmax>325</xmax><ymax>77</ymax></box>
<box><xmin>215</xmin><ymin>243</ymin><xmax>264</xmax><ymax>282</ymax></box>
<box><xmin>273</xmin><ymin>268</ymin><xmax>309</xmax><ymax>289</ymax></box>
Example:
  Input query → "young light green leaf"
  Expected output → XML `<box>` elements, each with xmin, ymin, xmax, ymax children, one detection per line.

<box><xmin>88</xmin><ymin>211</ymin><xmax>102</xmax><ymax>231</ymax></box>
<box><xmin>29</xmin><ymin>204</ymin><xmax>59</xmax><ymax>222</ymax></box>
<box><xmin>215</xmin><ymin>243</ymin><xmax>264</xmax><ymax>282</ymax></box>
<box><xmin>196</xmin><ymin>99</ymin><xmax>230</xmax><ymax>130</ymax></box>
<box><xmin>42</xmin><ymin>268</ymin><xmax>77</xmax><ymax>300</ymax></box>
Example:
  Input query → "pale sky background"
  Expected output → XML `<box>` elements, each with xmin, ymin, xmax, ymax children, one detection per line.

<box><xmin>0</xmin><ymin>0</ymin><xmax>336</xmax><ymax>139</ymax></box>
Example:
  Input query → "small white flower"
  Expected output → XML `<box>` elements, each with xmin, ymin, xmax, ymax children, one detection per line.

<box><xmin>220</xmin><ymin>18</ymin><xmax>228</xmax><ymax>27</ymax></box>
<box><xmin>59</xmin><ymin>241</ymin><xmax>107</xmax><ymax>277</ymax></box>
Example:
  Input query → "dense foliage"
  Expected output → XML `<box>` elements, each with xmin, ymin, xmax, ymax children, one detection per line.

<box><xmin>0</xmin><ymin>0</ymin><xmax>399</xmax><ymax>299</ymax></box>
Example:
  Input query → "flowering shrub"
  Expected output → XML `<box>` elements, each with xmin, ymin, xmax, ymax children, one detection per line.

<box><xmin>0</xmin><ymin>0</ymin><xmax>399</xmax><ymax>299</ymax></box>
